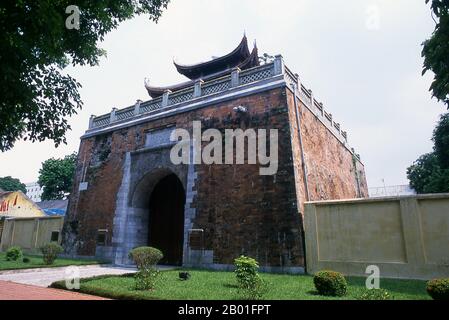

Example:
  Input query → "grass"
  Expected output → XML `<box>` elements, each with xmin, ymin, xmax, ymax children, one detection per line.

<box><xmin>0</xmin><ymin>252</ymin><xmax>105</xmax><ymax>271</ymax></box>
<box><xmin>50</xmin><ymin>269</ymin><xmax>431</xmax><ymax>300</ymax></box>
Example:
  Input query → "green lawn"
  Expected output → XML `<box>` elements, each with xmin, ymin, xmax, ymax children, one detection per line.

<box><xmin>0</xmin><ymin>253</ymin><xmax>105</xmax><ymax>271</ymax></box>
<box><xmin>50</xmin><ymin>269</ymin><xmax>430</xmax><ymax>300</ymax></box>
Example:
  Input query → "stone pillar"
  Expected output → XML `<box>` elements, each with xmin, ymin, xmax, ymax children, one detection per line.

<box><xmin>295</xmin><ymin>73</ymin><xmax>301</xmax><ymax>92</ymax></box>
<box><xmin>308</xmin><ymin>90</ymin><xmax>313</xmax><ymax>106</ymax></box>
<box><xmin>109</xmin><ymin>108</ymin><xmax>117</xmax><ymax>123</ymax></box>
<box><xmin>230</xmin><ymin>67</ymin><xmax>241</xmax><ymax>88</ymax></box>
<box><xmin>193</xmin><ymin>80</ymin><xmax>204</xmax><ymax>98</ymax></box>
<box><xmin>88</xmin><ymin>115</ymin><xmax>96</xmax><ymax>129</ymax></box>
<box><xmin>162</xmin><ymin>89</ymin><xmax>172</xmax><ymax>107</ymax></box>
<box><xmin>273</xmin><ymin>55</ymin><xmax>285</xmax><ymax>75</ymax></box>
<box><xmin>134</xmin><ymin>100</ymin><xmax>142</xmax><ymax>115</ymax></box>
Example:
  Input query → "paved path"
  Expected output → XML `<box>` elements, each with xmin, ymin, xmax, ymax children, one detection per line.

<box><xmin>0</xmin><ymin>280</ymin><xmax>108</xmax><ymax>300</ymax></box>
<box><xmin>0</xmin><ymin>265</ymin><xmax>137</xmax><ymax>287</ymax></box>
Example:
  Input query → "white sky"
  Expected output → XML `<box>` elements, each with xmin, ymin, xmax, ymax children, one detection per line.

<box><xmin>0</xmin><ymin>0</ymin><xmax>445</xmax><ymax>188</ymax></box>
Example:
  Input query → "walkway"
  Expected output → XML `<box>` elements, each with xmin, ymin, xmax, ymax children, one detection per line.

<box><xmin>0</xmin><ymin>264</ymin><xmax>136</xmax><ymax>287</ymax></box>
<box><xmin>0</xmin><ymin>280</ymin><xmax>108</xmax><ymax>300</ymax></box>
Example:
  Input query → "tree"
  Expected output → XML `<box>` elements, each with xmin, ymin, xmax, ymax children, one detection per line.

<box><xmin>0</xmin><ymin>1</ymin><xmax>170</xmax><ymax>151</ymax></box>
<box><xmin>407</xmin><ymin>113</ymin><xmax>449</xmax><ymax>193</ymax></box>
<box><xmin>407</xmin><ymin>153</ymin><xmax>449</xmax><ymax>193</ymax></box>
<box><xmin>38</xmin><ymin>152</ymin><xmax>77</xmax><ymax>200</ymax></box>
<box><xmin>433</xmin><ymin>112</ymin><xmax>449</xmax><ymax>167</ymax></box>
<box><xmin>0</xmin><ymin>176</ymin><xmax>27</xmax><ymax>193</ymax></box>
<box><xmin>422</xmin><ymin>0</ymin><xmax>449</xmax><ymax>108</ymax></box>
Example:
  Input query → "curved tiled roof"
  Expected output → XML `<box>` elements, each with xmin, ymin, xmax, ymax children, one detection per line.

<box><xmin>145</xmin><ymin>39</ymin><xmax>259</xmax><ymax>98</ymax></box>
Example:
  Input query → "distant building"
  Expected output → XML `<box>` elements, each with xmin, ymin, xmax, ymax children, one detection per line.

<box><xmin>0</xmin><ymin>191</ymin><xmax>45</xmax><ymax>219</ymax></box>
<box><xmin>25</xmin><ymin>182</ymin><xmax>43</xmax><ymax>202</ymax></box>
<box><xmin>369</xmin><ymin>185</ymin><xmax>416</xmax><ymax>198</ymax></box>
<box><xmin>0</xmin><ymin>190</ymin><xmax>63</xmax><ymax>252</ymax></box>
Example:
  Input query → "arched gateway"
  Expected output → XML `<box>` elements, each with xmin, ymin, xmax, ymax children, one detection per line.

<box><xmin>148</xmin><ymin>174</ymin><xmax>185</xmax><ymax>265</ymax></box>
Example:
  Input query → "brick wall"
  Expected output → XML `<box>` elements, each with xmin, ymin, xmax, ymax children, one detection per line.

<box><xmin>63</xmin><ymin>86</ymin><xmax>367</xmax><ymax>270</ymax></box>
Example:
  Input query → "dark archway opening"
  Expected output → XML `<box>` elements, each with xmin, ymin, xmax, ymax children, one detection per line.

<box><xmin>148</xmin><ymin>174</ymin><xmax>185</xmax><ymax>266</ymax></box>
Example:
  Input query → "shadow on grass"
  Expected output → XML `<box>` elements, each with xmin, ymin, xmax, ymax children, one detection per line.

<box><xmin>306</xmin><ymin>290</ymin><xmax>321</xmax><ymax>296</ymax></box>
<box><xmin>222</xmin><ymin>283</ymin><xmax>239</xmax><ymax>289</ymax></box>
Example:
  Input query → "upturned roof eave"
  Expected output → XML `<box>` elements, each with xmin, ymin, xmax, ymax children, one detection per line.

<box><xmin>173</xmin><ymin>35</ymin><xmax>251</xmax><ymax>79</ymax></box>
<box><xmin>146</xmin><ymin>45</ymin><xmax>260</xmax><ymax>98</ymax></box>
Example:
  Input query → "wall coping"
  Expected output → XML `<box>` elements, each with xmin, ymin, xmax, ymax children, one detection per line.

<box><xmin>305</xmin><ymin>192</ymin><xmax>449</xmax><ymax>206</ymax></box>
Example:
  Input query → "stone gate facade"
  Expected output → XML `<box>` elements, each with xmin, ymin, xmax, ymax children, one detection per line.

<box><xmin>62</xmin><ymin>37</ymin><xmax>368</xmax><ymax>273</ymax></box>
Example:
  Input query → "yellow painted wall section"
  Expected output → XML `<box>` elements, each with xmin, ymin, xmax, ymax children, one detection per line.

<box><xmin>0</xmin><ymin>191</ymin><xmax>44</xmax><ymax>218</ymax></box>
<box><xmin>0</xmin><ymin>216</ymin><xmax>64</xmax><ymax>252</ymax></box>
<box><xmin>304</xmin><ymin>193</ymin><xmax>449</xmax><ymax>280</ymax></box>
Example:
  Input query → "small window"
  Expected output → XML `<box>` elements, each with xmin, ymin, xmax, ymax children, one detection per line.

<box><xmin>51</xmin><ymin>231</ymin><xmax>60</xmax><ymax>242</ymax></box>
<box><xmin>97</xmin><ymin>229</ymin><xmax>108</xmax><ymax>246</ymax></box>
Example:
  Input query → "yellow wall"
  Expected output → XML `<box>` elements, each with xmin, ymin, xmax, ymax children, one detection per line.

<box><xmin>0</xmin><ymin>216</ymin><xmax>64</xmax><ymax>253</ymax></box>
<box><xmin>0</xmin><ymin>191</ymin><xmax>44</xmax><ymax>218</ymax></box>
<box><xmin>304</xmin><ymin>194</ymin><xmax>449</xmax><ymax>280</ymax></box>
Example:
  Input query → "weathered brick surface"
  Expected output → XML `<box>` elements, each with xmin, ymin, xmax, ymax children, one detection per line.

<box><xmin>63</xmin><ymin>86</ymin><xmax>367</xmax><ymax>269</ymax></box>
<box><xmin>285</xmin><ymin>90</ymin><xmax>368</xmax><ymax>212</ymax></box>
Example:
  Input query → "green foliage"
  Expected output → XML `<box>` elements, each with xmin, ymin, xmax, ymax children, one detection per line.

<box><xmin>129</xmin><ymin>247</ymin><xmax>163</xmax><ymax>271</ymax></box>
<box><xmin>422</xmin><ymin>0</ymin><xmax>449</xmax><ymax>108</ymax></box>
<box><xmin>22</xmin><ymin>257</ymin><xmax>30</xmax><ymax>263</ymax></box>
<box><xmin>48</xmin><ymin>270</ymin><xmax>431</xmax><ymax>300</ymax></box>
<box><xmin>358</xmin><ymin>288</ymin><xmax>392</xmax><ymax>300</ymax></box>
<box><xmin>134</xmin><ymin>269</ymin><xmax>162</xmax><ymax>291</ymax></box>
<box><xmin>407</xmin><ymin>153</ymin><xmax>449</xmax><ymax>193</ymax></box>
<box><xmin>129</xmin><ymin>247</ymin><xmax>163</xmax><ymax>291</ymax></box>
<box><xmin>234</xmin><ymin>256</ymin><xmax>268</xmax><ymax>300</ymax></box>
<box><xmin>40</xmin><ymin>242</ymin><xmax>64</xmax><ymax>265</ymax></box>
<box><xmin>0</xmin><ymin>1</ymin><xmax>170</xmax><ymax>151</ymax></box>
<box><xmin>433</xmin><ymin>113</ymin><xmax>449</xmax><ymax>167</ymax></box>
<box><xmin>313</xmin><ymin>270</ymin><xmax>347</xmax><ymax>297</ymax></box>
<box><xmin>427</xmin><ymin>278</ymin><xmax>449</xmax><ymax>300</ymax></box>
<box><xmin>38</xmin><ymin>152</ymin><xmax>77</xmax><ymax>200</ymax></box>
<box><xmin>407</xmin><ymin>113</ymin><xmax>449</xmax><ymax>194</ymax></box>
<box><xmin>5</xmin><ymin>246</ymin><xmax>23</xmax><ymax>261</ymax></box>
<box><xmin>0</xmin><ymin>176</ymin><xmax>26</xmax><ymax>193</ymax></box>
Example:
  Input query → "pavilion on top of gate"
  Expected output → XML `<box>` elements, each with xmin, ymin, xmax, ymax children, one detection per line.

<box><xmin>145</xmin><ymin>35</ymin><xmax>259</xmax><ymax>98</ymax></box>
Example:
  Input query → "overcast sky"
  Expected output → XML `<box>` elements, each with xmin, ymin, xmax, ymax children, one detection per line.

<box><xmin>0</xmin><ymin>0</ymin><xmax>445</xmax><ymax>188</ymax></box>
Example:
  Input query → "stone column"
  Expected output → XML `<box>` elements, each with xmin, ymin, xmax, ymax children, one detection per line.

<box><xmin>193</xmin><ymin>80</ymin><xmax>204</xmax><ymax>98</ymax></box>
<box><xmin>88</xmin><ymin>115</ymin><xmax>96</xmax><ymax>129</ymax></box>
<box><xmin>230</xmin><ymin>67</ymin><xmax>241</xmax><ymax>88</ymax></box>
<box><xmin>162</xmin><ymin>89</ymin><xmax>172</xmax><ymax>107</ymax></box>
<box><xmin>295</xmin><ymin>73</ymin><xmax>301</xmax><ymax>92</ymax></box>
<box><xmin>273</xmin><ymin>55</ymin><xmax>285</xmax><ymax>75</ymax></box>
<box><xmin>134</xmin><ymin>100</ymin><xmax>142</xmax><ymax>115</ymax></box>
<box><xmin>109</xmin><ymin>108</ymin><xmax>117</xmax><ymax>123</ymax></box>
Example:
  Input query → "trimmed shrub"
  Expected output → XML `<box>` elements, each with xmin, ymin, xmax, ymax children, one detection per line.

<box><xmin>427</xmin><ymin>278</ymin><xmax>449</xmax><ymax>300</ymax></box>
<box><xmin>40</xmin><ymin>242</ymin><xmax>63</xmax><ymax>265</ymax></box>
<box><xmin>234</xmin><ymin>255</ymin><xmax>268</xmax><ymax>300</ymax></box>
<box><xmin>22</xmin><ymin>257</ymin><xmax>30</xmax><ymax>263</ymax></box>
<box><xmin>128</xmin><ymin>247</ymin><xmax>163</xmax><ymax>291</ymax></box>
<box><xmin>134</xmin><ymin>268</ymin><xmax>161</xmax><ymax>291</ymax></box>
<box><xmin>358</xmin><ymin>289</ymin><xmax>392</xmax><ymax>300</ymax></box>
<box><xmin>313</xmin><ymin>270</ymin><xmax>347</xmax><ymax>297</ymax></box>
<box><xmin>128</xmin><ymin>247</ymin><xmax>163</xmax><ymax>271</ymax></box>
<box><xmin>5</xmin><ymin>246</ymin><xmax>23</xmax><ymax>261</ymax></box>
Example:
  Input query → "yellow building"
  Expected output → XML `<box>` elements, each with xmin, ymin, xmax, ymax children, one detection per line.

<box><xmin>0</xmin><ymin>191</ymin><xmax>63</xmax><ymax>252</ymax></box>
<box><xmin>0</xmin><ymin>191</ymin><xmax>45</xmax><ymax>219</ymax></box>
